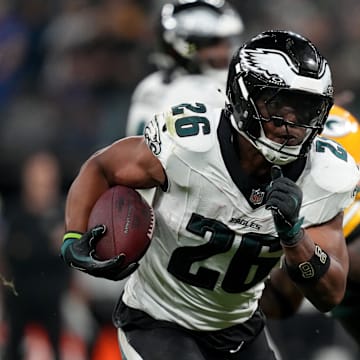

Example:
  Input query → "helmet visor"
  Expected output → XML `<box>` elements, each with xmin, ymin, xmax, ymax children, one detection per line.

<box><xmin>256</xmin><ymin>88</ymin><xmax>332</xmax><ymax>128</ymax></box>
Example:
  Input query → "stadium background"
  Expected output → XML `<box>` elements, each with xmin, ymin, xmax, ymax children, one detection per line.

<box><xmin>0</xmin><ymin>0</ymin><xmax>359</xmax><ymax>359</ymax></box>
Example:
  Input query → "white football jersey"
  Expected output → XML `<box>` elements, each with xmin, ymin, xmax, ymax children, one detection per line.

<box><xmin>123</xmin><ymin>103</ymin><xmax>360</xmax><ymax>331</ymax></box>
<box><xmin>125</xmin><ymin>71</ymin><xmax>226</xmax><ymax>137</ymax></box>
<box><xmin>126</xmin><ymin>71</ymin><xmax>170</xmax><ymax>137</ymax></box>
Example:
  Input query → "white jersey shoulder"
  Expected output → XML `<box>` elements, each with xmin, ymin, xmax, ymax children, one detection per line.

<box><xmin>129</xmin><ymin>71</ymin><xmax>166</xmax><ymax>105</ymax></box>
<box><xmin>310</xmin><ymin>136</ymin><xmax>359</xmax><ymax>193</ymax></box>
<box><xmin>298</xmin><ymin>136</ymin><xmax>360</xmax><ymax>226</ymax></box>
<box><xmin>145</xmin><ymin>102</ymin><xmax>221</xmax><ymax>157</ymax></box>
<box><xmin>161</xmin><ymin>74</ymin><xmax>226</xmax><ymax>110</ymax></box>
<box><xmin>126</xmin><ymin>71</ymin><xmax>170</xmax><ymax>136</ymax></box>
<box><xmin>126</xmin><ymin>71</ymin><xmax>226</xmax><ymax>136</ymax></box>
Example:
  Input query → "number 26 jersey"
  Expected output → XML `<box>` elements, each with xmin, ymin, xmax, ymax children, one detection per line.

<box><xmin>122</xmin><ymin>102</ymin><xmax>360</xmax><ymax>331</ymax></box>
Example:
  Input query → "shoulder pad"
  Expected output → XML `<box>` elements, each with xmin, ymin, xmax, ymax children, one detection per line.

<box><xmin>309</xmin><ymin>137</ymin><xmax>360</xmax><ymax>193</ymax></box>
<box><xmin>131</xmin><ymin>71</ymin><xmax>165</xmax><ymax>103</ymax></box>
<box><xmin>162</xmin><ymin>75</ymin><xmax>226</xmax><ymax>109</ymax></box>
<box><xmin>159</xmin><ymin>102</ymin><xmax>220</xmax><ymax>153</ymax></box>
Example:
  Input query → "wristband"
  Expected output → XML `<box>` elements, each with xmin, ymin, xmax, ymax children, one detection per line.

<box><xmin>63</xmin><ymin>231</ymin><xmax>83</xmax><ymax>242</ymax></box>
<box><xmin>61</xmin><ymin>232</ymin><xmax>83</xmax><ymax>261</ymax></box>
<box><xmin>284</xmin><ymin>244</ymin><xmax>330</xmax><ymax>283</ymax></box>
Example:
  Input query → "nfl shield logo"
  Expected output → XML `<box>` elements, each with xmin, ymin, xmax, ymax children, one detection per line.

<box><xmin>250</xmin><ymin>188</ymin><xmax>265</xmax><ymax>205</ymax></box>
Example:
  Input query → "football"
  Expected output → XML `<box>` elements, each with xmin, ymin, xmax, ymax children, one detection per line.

<box><xmin>87</xmin><ymin>185</ymin><xmax>155</xmax><ymax>264</ymax></box>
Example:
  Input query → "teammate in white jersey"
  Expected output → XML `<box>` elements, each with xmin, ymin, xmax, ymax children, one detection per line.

<box><xmin>125</xmin><ymin>0</ymin><xmax>244</xmax><ymax>136</ymax></box>
<box><xmin>61</xmin><ymin>30</ymin><xmax>360</xmax><ymax>359</ymax></box>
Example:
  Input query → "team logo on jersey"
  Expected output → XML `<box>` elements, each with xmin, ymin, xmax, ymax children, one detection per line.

<box><xmin>229</xmin><ymin>217</ymin><xmax>261</xmax><ymax>230</ymax></box>
<box><xmin>144</xmin><ymin>115</ymin><xmax>161</xmax><ymax>155</ymax></box>
<box><xmin>249</xmin><ymin>188</ymin><xmax>265</xmax><ymax>205</ymax></box>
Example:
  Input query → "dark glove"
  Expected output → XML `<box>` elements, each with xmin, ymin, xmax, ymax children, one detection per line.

<box><xmin>265</xmin><ymin>166</ymin><xmax>304</xmax><ymax>246</ymax></box>
<box><xmin>61</xmin><ymin>225</ymin><xmax>139</xmax><ymax>281</ymax></box>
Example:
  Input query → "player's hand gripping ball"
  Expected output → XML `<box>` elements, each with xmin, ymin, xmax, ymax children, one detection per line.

<box><xmin>88</xmin><ymin>185</ymin><xmax>155</xmax><ymax>265</ymax></box>
<box><xmin>61</xmin><ymin>186</ymin><xmax>155</xmax><ymax>281</ymax></box>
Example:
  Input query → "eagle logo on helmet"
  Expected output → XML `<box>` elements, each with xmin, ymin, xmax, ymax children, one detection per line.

<box><xmin>239</xmin><ymin>48</ymin><xmax>299</xmax><ymax>86</ymax></box>
<box><xmin>239</xmin><ymin>47</ymin><xmax>331</xmax><ymax>95</ymax></box>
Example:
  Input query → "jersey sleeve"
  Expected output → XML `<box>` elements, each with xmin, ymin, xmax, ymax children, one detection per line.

<box><xmin>144</xmin><ymin>102</ymin><xmax>220</xmax><ymax>157</ymax></box>
<box><xmin>301</xmin><ymin>137</ymin><xmax>360</xmax><ymax>226</ymax></box>
<box><xmin>143</xmin><ymin>102</ymin><xmax>220</xmax><ymax>185</ymax></box>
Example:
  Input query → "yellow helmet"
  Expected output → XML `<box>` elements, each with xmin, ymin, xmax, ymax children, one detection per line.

<box><xmin>322</xmin><ymin>104</ymin><xmax>360</xmax><ymax>164</ymax></box>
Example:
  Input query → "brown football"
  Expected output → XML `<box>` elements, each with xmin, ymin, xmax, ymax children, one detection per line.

<box><xmin>87</xmin><ymin>185</ymin><xmax>155</xmax><ymax>265</ymax></box>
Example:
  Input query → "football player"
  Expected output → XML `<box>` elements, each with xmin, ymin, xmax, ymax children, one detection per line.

<box><xmin>125</xmin><ymin>0</ymin><xmax>244</xmax><ymax>136</ymax></box>
<box><xmin>260</xmin><ymin>105</ymin><xmax>360</xmax><ymax>345</ymax></box>
<box><xmin>61</xmin><ymin>31</ymin><xmax>360</xmax><ymax>359</ymax></box>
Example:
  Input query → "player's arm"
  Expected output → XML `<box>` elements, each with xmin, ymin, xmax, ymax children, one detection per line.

<box><xmin>261</xmin><ymin>217</ymin><xmax>360</xmax><ymax>319</ymax></box>
<box><xmin>61</xmin><ymin>136</ymin><xmax>165</xmax><ymax>280</ymax></box>
<box><xmin>259</xmin><ymin>267</ymin><xmax>304</xmax><ymax>319</ymax></box>
<box><xmin>65</xmin><ymin>136</ymin><xmax>165</xmax><ymax>233</ymax></box>
<box><xmin>266</xmin><ymin>166</ymin><xmax>349</xmax><ymax>313</ymax></box>
<box><xmin>283</xmin><ymin>213</ymin><xmax>348</xmax><ymax>312</ymax></box>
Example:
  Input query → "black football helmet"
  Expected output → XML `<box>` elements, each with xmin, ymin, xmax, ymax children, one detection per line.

<box><xmin>226</xmin><ymin>30</ymin><xmax>334</xmax><ymax>165</ymax></box>
<box><xmin>158</xmin><ymin>0</ymin><xmax>244</xmax><ymax>75</ymax></box>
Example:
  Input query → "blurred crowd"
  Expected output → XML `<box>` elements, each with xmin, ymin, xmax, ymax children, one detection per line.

<box><xmin>0</xmin><ymin>0</ymin><xmax>360</xmax><ymax>359</ymax></box>
<box><xmin>0</xmin><ymin>0</ymin><xmax>159</xmax><ymax>196</ymax></box>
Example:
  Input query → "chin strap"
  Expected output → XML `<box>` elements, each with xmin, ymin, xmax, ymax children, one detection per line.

<box><xmin>255</xmin><ymin>127</ymin><xmax>305</xmax><ymax>165</ymax></box>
